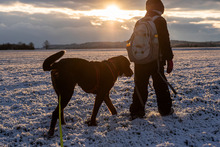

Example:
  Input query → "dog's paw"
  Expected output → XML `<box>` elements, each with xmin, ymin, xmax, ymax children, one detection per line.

<box><xmin>112</xmin><ymin>111</ymin><xmax>117</xmax><ymax>115</ymax></box>
<box><xmin>47</xmin><ymin>130</ymin><xmax>55</xmax><ymax>138</ymax></box>
<box><xmin>61</xmin><ymin>118</ymin><xmax>66</xmax><ymax>125</ymax></box>
<box><xmin>61</xmin><ymin>121</ymin><xmax>66</xmax><ymax>125</ymax></box>
<box><xmin>85</xmin><ymin>120</ymin><xmax>97</xmax><ymax>126</ymax></box>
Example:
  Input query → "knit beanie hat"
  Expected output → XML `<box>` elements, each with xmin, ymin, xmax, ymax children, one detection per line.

<box><xmin>146</xmin><ymin>0</ymin><xmax>164</xmax><ymax>14</ymax></box>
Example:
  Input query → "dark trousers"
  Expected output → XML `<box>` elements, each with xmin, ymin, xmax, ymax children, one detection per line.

<box><xmin>130</xmin><ymin>61</ymin><xmax>172</xmax><ymax>116</ymax></box>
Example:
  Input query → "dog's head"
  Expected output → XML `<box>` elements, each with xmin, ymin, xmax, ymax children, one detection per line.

<box><xmin>109</xmin><ymin>55</ymin><xmax>133</xmax><ymax>77</ymax></box>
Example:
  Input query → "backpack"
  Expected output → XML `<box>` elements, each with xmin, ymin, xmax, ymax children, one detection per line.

<box><xmin>126</xmin><ymin>15</ymin><xmax>160</xmax><ymax>64</ymax></box>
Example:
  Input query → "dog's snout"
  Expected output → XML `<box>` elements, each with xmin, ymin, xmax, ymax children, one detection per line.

<box><xmin>129</xmin><ymin>69</ymin><xmax>133</xmax><ymax>77</ymax></box>
<box><xmin>125</xmin><ymin>68</ymin><xmax>133</xmax><ymax>77</ymax></box>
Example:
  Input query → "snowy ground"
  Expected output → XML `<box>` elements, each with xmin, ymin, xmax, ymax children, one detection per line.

<box><xmin>0</xmin><ymin>48</ymin><xmax>219</xmax><ymax>146</ymax></box>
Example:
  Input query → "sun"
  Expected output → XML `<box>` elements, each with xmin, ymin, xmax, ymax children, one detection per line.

<box><xmin>87</xmin><ymin>4</ymin><xmax>142</xmax><ymax>23</ymax></box>
<box><xmin>103</xmin><ymin>4</ymin><xmax>122</xmax><ymax>21</ymax></box>
<box><xmin>106</xmin><ymin>5</ymin><xmax>120</xmax><ymax>12</ymax></box>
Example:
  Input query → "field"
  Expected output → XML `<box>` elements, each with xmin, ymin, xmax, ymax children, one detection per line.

<box><xmin>0</xmin><ymin>48</ymin><xmax>219</xmax><ymax>146</ymax></box>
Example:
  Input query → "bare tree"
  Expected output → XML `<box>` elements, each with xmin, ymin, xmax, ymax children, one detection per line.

<box><xmin>29</xmin><ymin>42</ymin><xmax>34</xmax><ymax>49</ymax></box>
<box><xmin>43</xmin><ymin>40</ymin><xmax>50</xmax><ymax>49</ymax></box>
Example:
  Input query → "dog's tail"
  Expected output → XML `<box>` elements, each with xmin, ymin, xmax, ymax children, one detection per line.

<box><xmin>43</xmin><ymin>50</ymin><xmax>66</xmax><ymax>71</ymax></box>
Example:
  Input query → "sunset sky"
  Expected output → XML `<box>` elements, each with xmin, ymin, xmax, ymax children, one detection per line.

<box><xmin>0</xmin><ymin>0</ymin><xmax>220</xmax><ymax>47</ymax></box>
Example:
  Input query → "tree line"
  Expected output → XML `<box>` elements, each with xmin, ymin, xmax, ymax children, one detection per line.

<box><xmin>0</xmin><ymin>42</ymin><xmax>35</xmax><ymax>50</ymax></box>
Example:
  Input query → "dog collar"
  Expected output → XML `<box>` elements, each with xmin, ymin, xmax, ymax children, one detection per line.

<box><xmin>106</xmin><ymin>60</ymin><xmax>119</xmax><ymax>81</ymax></box>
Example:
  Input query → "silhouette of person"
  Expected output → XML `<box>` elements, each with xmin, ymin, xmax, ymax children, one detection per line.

<box><xmin>129</xmin><ymin>0</ymin><xmax>174</xmax><ymax>120</ymax></box>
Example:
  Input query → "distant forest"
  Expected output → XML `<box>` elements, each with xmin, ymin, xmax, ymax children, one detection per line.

<box><xmin>0</xmin><ymin>42</ymin><xmax>35</xmax><ymax>50</ymax></box>
<box><xmin>0</xmin><ymin>40</ymin><xmax>220</xmax><ymax>50</ymax></box>
<box><xmin>171</xmin><ymin>40</ymin><xmax>220</xmax><ymax>48</ymax></box>
<box><xmin>48</xmin><ymin>40</ymin><xmax>220</xmax><ymax>49</ymax></box>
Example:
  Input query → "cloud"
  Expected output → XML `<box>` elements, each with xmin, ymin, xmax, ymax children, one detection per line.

<box><xmin>2</xmin><ymin>0</ymin><xmax>220</xmax><ymax>10</ymax></box>
<box><xmin>169</xmin><ymin>22</ymin><xmax>220</xmax><ymax>42</ymax></box>
<box><xmin>1</xmin><ymin>0</ymin><xmax>146</xmax><ymax>10</ymax></box>
<box><xmin>164</xmin><ymin>0</ymin><xmax>220</xmax><ymax>10</ymax></box>
<box><xmin>0</xmin><ymin>1</ymin><xmax>144</xmax><ymax>46</ymax></box>
<box><xmin>167</xmin><ymin>16</ymin><xmax>220</xmax><ymax>42</ymax></box>
<box><xmin>0</xmin><ymin>9</ymin><xmax>134</xmax><ymax>47</ymax></box>
<box><xmin>0</xmin><ymin>0</ymin><xmax>220</xmax><ymax>47</ymax></box>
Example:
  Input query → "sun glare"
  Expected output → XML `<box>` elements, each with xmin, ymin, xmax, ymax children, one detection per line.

<box><xmin>106</xmin><ymin>5</ymin><xmax>120</xmax><ymax>12</ymax></box>
<box><xmin>87</xmin><ymin>4</ymin><xmax>132</xmax><ymax>22</ymax></box>
<box><xmin>102</xmin><ymin>5</ymin><xmax>122</xmax><ymax>21</ymax></box>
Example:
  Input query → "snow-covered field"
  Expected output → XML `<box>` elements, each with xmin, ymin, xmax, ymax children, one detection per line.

<box><xmin>0</xmin><ymin>48</ymin><xmax>219</xmax><ymax>146</ymax></box>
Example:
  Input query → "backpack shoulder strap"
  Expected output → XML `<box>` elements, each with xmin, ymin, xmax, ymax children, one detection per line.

<box><xmin>127</xmin><ymin>15</ymin><xmax>160</xmax><ymax>43</ymax></box>
<box><xmin>127</xmin><ymin>17</ymin><xmax>145</xmax><ymax>43</ymax></box>
<box><xmin>151</xmin><ymin>15</ymin><xmax>160</xmax><ymax>22</ymax></box>
<box><xmin>146</xmin><ymin>15</ymin><xmax>160</xmax><ymax>35</ymax></box>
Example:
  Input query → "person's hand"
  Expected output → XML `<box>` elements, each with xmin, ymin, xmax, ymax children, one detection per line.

<box><xmin>167</xmin><ymin>60</ymin><xmax>173</xmax><ymax>73</ymax></box>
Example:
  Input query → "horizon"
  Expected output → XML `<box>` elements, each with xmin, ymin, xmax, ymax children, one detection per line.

<box><xmin>0</xmin><ymin>0</ymin><xmax>220</xmax><ymax>47</ymax></box>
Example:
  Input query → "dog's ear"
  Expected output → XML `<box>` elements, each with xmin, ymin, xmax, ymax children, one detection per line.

<box><xmin>117</xmin><ymin>56</ymin><xmax>133</xmax><ymax>77</ymax></box>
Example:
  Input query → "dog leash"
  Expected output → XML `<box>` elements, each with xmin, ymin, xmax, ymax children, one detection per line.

<box><xmin>157</xmin><ymin>60</ymin><xmax>177</xmax><ymax>95</ymax></box>
<box><xmin>59</xmin><ymin>95</ymin><xmax>64</xmax><ymax>147</ymax></box>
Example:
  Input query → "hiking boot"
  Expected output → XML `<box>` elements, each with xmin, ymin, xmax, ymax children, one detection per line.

<box><xmin>160</xmin><ymin>108</ymin><xmax>174</xmax><ymax>116</ymax></box>
<box><xmin>130</xmin><ymin>111</ymin><xmax>145</xmax><ymax>120</ymax></box>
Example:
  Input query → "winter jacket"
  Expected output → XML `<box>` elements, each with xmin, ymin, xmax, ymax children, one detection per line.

<box><xmin>145</xmin><ymin>11</ymin><xmax>173</xmax><ymax>65</ymax></box>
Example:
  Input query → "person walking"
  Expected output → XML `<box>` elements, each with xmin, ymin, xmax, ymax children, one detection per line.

<box><xmin>129</xmin><ymin>0</ymin><xmax>174</xmax><ymax>120</ymax></box>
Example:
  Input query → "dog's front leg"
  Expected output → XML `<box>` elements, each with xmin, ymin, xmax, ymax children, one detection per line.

<box><xmin>87</xmin><ymin>94</ymin><xmax>104</xmax><ymax>126</ymax></box>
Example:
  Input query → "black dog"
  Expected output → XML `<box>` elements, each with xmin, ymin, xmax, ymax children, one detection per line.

<box><xmin>43</xmin><ymin>51</ymin><xmax>133</xmax><ymax>136</ymax></box>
